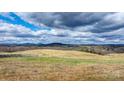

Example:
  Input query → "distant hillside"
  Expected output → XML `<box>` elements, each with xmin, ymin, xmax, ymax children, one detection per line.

<box><xmin>1</xmin><ymin>43</ymin><xmax>124</xmax><ymax>55</ymax></box>
<box><xmin>77</xmin><ymin>44</ymin><xmax>124</xmax><ymax>55</ymax></box>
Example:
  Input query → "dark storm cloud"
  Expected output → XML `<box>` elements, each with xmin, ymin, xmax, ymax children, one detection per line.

<box><xmin>17</xmin><ymin>12</ymin><xmax>124</xmax><ymax>34</ymax></box>
<box><xmin>54</xmin><ymin>12</ymin><xmax>109</xmax><ymax>28</ymax></box>
<box><xmin>90</xmin><ymin>15</ymin><xmax>124</xmax><ymax>33</ymax></box>
<box><xmin>19</xmin><ymin>12</ymin><xmax>113</xmax><ymax>30</ymax></box>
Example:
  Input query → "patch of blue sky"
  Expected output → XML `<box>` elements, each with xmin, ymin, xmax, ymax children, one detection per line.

<box><xmin>0</xmin><ymin>12</ymin><xmax>51</xmax><ymax>31</ymax></box>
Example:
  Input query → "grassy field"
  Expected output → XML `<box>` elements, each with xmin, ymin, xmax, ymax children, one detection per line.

<box><xmin>0</xmin><ymin>49</ymin><xmax>124</xmax><ymax>80</ymax></box>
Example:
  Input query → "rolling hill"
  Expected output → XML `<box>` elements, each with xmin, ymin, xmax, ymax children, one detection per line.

<box><xmin>1</xmin><ymin>44</ymin><xmax>124</xmax><ymax>80</ymax></box>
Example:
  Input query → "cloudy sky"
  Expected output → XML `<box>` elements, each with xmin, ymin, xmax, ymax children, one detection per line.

<box><xmin>0</xmin><ymin>12</ymin><xmax>124</xmax><ymax>44</ymax></box>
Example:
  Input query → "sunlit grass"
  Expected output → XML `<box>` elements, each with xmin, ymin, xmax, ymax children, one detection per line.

<box><xmin>1</xmin><ymin>49</ymin><xmax>124</xmax><ymax>64</ymax></box>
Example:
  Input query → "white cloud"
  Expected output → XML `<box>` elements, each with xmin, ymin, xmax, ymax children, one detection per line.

<box><xmin>103</xmin><ymin>13</ymin><xmax>124</xmax><ymax>23</ymax></box>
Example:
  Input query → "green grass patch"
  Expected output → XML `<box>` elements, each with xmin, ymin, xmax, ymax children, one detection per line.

<box><xmin>0</xmin><ymin>56</ymin><xmax>99</xmax><ymax>65</ymax></box>
<box><xmin>1</xmin><ymin>56</ymin><xmax>124</xmax><ymax>65</ymax></box>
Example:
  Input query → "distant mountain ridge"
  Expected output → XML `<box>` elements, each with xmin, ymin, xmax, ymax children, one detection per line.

<box><xmin>1</xmin><ymin>43</ymin><xmax>124</xmax><ymax>55</ymax></box>
<box><xmin>1</xmin><ymin>42</ymin><xmax>124</xmax><ymax>46</ymax></box>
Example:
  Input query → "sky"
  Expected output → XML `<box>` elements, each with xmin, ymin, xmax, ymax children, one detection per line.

<box><xmin>0</xmin><ymin>12</ymin><xmax>124</xmax><ymax>44</ymax></box>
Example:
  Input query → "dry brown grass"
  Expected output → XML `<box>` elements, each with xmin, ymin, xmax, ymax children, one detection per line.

<box><xmin>0</xmin><ymin>61</ymin><xmax>124</xmax><ymax>80</ymax></box>
<box><xmin>16</xmin><ymin>49</ymin><xmax>101</xmax><ymax>59</ymax></box>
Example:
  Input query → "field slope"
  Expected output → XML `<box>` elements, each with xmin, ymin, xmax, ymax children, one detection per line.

<box><xmin>0</xmin><ymin>49</ymin><xmax>124</xmax><ymax>80</ymax></box>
